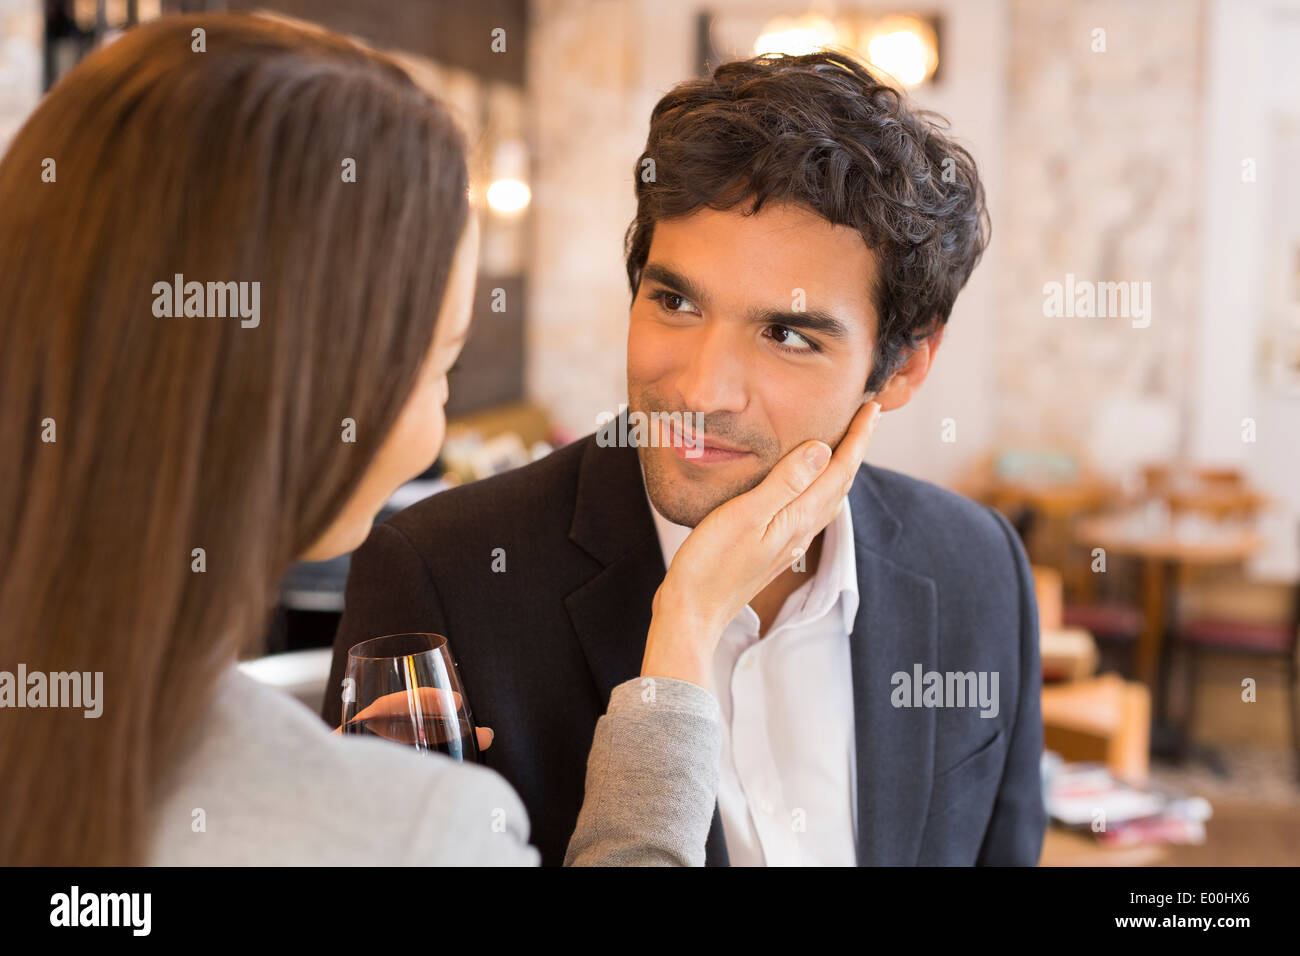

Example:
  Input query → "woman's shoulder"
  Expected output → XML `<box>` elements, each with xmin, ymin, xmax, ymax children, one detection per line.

<box><xmin>148</xmin><ymin>666</ymin><xmax>537</xmax><ymax>866</ymax></box>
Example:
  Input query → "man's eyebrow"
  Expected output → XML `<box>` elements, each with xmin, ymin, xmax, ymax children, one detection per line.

<box><xmin>640</xmin><ymin>263</ymin><xmax>710</xmax><ymax>308</ymax></box>
<box><xmin>748</xmin><ymin>306</ymin><xmax>851</xmax><ymax>339</ymax></box>
<box><xmin>641</xmin><ymin>262</ymin><xmax>853</xmax><ymax>338</ymax></box>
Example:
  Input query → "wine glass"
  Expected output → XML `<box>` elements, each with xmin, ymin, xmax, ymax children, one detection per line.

<box><xmin>340</xmin><ymin>632</ymin><xmax>479</xmax><ymax>762</ymax></box>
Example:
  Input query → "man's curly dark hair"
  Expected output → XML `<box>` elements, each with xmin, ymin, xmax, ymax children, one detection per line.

<box><xmin>625</xmin><ymin>50</ymin><xmax>990</xmax><ymax>393</ymax></box>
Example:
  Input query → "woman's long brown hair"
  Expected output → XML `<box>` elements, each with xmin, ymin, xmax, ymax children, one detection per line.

<box><xmin>0</xmin><ymin>14</ymin><xmax>469</xmax><ymax>864</ymax></box>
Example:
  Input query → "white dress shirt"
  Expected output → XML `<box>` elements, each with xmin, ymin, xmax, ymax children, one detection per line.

<box><xmin>648</xmin><ymin>491</ymin><xmax>860</xmax><ymax>866</ymax></box>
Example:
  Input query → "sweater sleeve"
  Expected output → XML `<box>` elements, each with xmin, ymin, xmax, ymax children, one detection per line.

<box><xmin>564</xmin><ymin>676</ymin><xmax>722</xmax><ymax>867</ymax></box>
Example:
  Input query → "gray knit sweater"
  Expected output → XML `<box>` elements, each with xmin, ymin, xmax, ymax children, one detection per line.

<box><xmin>148</xmin><ymin>666</ymin><xmax>721</xmax><ymax>866</ymax></box>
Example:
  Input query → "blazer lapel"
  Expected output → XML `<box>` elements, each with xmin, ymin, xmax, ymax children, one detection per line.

<box><xmin>562</xmin><ymin>436</ymin><xmax>731</xmax><ymax>865</ymax></box>
<box><xmin>563</xmin><ymin>437</ymin><xmax>663</xmax><ymax>702</ymax></box>
<box><xmin>848</xmin><ymin>468</ymin><xmax>939</xmax><ymax>866</ymax></box>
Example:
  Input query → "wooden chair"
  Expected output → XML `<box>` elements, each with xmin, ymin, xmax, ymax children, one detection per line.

<box><xmin>1041</xmin><ymin>673</ymin><xmax>1152</xmax><ymax>782</ymax></box>
<box><xmin>1194</xmin><ymin>466</ymin><xmax>1244</xmax><ymax>487</ymax></box>
<box><xmin>1018</xmin><ymin>505</ymin><xmax>1144</xmax><ymax>675</ymax></box>
<box><xmin>1173</xmin><ymin>527</ymin><xmax>1300</xmax><ymax>781</ymax></box>
<box><xmin>1062</xmin><ymin>569</ymin><xmax>1145</xmax><ymax>678</ymax></box>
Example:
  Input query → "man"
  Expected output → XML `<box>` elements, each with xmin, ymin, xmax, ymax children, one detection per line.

<box><xmin>322</xmin><ymin>51</ymin><xmax>1045</xmax><ymax>866</ymax></box>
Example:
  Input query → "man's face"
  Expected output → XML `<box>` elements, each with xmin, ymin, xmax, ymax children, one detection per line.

<box><xmin>628</xmin><ymin>201</ymin><xmax>878</xmax><ymax>527</ymax></box>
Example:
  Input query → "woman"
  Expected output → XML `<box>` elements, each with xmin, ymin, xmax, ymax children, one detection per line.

<box><xmin>0</xmin><ymin>14</ymin><xmax>878</xmax><ymax>865</ymax></box>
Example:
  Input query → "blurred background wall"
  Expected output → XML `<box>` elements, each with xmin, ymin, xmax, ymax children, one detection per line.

<box><xmin>2</xmin><ymin>0</ymin><xmax>1296</xmax><ymax>582</ymax></box>
<box><xmin>0</xmin><ymin>0</ymin><xmax>40</xmax><ymax>144</ymax></box>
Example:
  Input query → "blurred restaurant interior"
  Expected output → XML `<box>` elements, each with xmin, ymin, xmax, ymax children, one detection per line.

<box><xmin>4</xmin><ymin>0</ymin><xmax>1298</xmax><ymax>865</ymax></box>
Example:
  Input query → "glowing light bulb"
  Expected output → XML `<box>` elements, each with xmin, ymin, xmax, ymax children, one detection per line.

<box><xmin>754</xmin><ymin>15</ymin><xmax>839</xmax><ymax>56</ymax></box>
<box><xmin>861</xmin><ymin>16</ymin><xmax>939</xmax><ymax>88</ymax></box>
<box><xmin>486</xmin><ymin>179</ymin><xmax>531</xmax><ymax>214</ymax></box>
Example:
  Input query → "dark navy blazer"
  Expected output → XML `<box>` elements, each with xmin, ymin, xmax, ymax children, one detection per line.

<box><xmin>322</xmin><ymin>433</ymin><xmax>1046</xmax><ymax>866</ymax></box>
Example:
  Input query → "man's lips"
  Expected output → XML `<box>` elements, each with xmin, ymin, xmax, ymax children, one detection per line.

<box><xmin>665</xmin><ymin>421</ymin><xmax>751</xmax><ymax>462</ymax></box>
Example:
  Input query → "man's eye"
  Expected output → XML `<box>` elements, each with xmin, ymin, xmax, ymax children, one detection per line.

<box><xmin>764</xmin><ymin>325</ymin><xmax>816</xmax><ymax>352</ymax></box>
<box><xmin>650</xmin><ymin>290</ymin><xmax>697</xmax><ymax>314</ymax></box>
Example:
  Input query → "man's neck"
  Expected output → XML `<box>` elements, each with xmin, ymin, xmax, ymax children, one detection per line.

<box><xmin>749</xmin><ymin>531</ymin><xmax>824</xmax><ymax>637</ymax></box>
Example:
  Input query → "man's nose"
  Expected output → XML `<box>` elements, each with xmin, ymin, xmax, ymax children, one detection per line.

<box><xmin>674</xmin><ymin>322</ymin><xmax>748</xmax><ymax>416</ymax></box>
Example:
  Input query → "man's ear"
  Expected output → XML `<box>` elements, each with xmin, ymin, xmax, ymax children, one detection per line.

<box><xmin>871</xmin><ymin>327</ymin><xmax>944</xmax><ymax>412</ymax></box>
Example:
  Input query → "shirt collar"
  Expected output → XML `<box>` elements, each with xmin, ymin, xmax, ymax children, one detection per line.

<box><xmin>643</xmin><ymin>474</ymin><xmax>860</xmax><ymax>634</ymax></box>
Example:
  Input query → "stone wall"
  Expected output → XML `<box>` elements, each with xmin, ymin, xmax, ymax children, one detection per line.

<box><xmin>0</xmin><ymin>0</ymin><xmax>41</xmax><ymax>152</ymax></box>
<box><xmin>998</xmin><ymin>0</ymin><xmax>1205</xmax><ymax>461</ymax></box>
<box><xmin>525</xmin><ymin>0</ymin><xmax>645</xmax><ymax>439</ymax></box>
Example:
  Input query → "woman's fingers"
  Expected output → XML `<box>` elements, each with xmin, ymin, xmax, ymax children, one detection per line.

<box><xmin>739</xmin><ymin>400</ymin><xmax>881</xmax><ymax>544</ymax></box>
<box><xmin>729</xmin><ymin>439</ymin><xmax>832</xmax><ymax>530</ymax></box>
<box><xmin>334</xmin><ymin>687</ymin><xmax>489</xmax><ymax>751</ymax></box>
<box><xmin>755</xmin><ymin>400</ymin><xmax>881</xmax><ymax>582</ymax></box>
<box><xmin>781</xmin><ymin>399</ymin><xmax>881</xmax><ymax>529</ymax></box>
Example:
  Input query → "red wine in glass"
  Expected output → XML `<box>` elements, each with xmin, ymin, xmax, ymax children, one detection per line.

<box><xmin>340</xmin><ymin>632</ymin><xmax>479</xmax><ymax>762</ymax></box>
<box><xmin>347</xmin><ymin>714</ymin><xmax>475</xmax><ymax>761</ymax></box>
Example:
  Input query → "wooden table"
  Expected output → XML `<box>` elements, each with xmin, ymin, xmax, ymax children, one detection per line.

<box><xmin>1164</xmin><ymin>484</ymin><xmax>1270</xmax><ymax>521</ymax></box>
<box><xmin>982</xmin><ymin>476</ymin><xmax>1117</xmax><ymax>517</ymax></box>
<box><xmin>973</xmin><ymin>474</ymin><xmax>1119</xmax><ymax>595</ymax></box>
<box><xmin>1148</xmin><ymin>464</ymin><xmax>1270</xmax><ymax>519</ymax></box>
<box><xmin>1072</xmin><ymin>514</ymin><xmax>1263</xmax><ymax>736</ymax></box>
